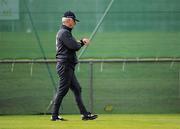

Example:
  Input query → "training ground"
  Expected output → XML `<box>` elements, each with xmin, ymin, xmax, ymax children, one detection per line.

<box><xmin>0</xmin><ymin>114</ymin><xmax>180</xmax><ymax>129</ymax></box>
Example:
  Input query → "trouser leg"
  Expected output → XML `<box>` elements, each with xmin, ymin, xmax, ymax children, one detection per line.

<box><xmin>52</xmin><ymin>80</ymin><xmax>69</xmax><ymax>117</ymax></box>
<box><xmin>70</xmin><ymin>73</ymin><xmax>88</xmax><ymax>115</ymax></box>
<box><xmin>52</xmin><ymin>63</ymin><xmax>73</xmax><ymax>117</ymax></box>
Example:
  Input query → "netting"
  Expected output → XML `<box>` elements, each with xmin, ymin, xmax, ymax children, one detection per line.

<box><xmin>0</xmin><ymin>0</ymin><xmax>180</xmax><ymax>59</ymax></box>
<box><xmin>0</xmin><ymin>0</ymin><xmax>180</xmax><ymax>114</ymax></box>
<box><xmin>0</xmin><ymin>62</ymin><xmax>180</xmax><ymax>114</ymax></box>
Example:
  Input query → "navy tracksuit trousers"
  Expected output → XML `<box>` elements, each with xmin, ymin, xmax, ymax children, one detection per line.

<box><xmin>52</xmin><ymin>62</ymin><xmax>87</xmax><ymax>117</ymax></box>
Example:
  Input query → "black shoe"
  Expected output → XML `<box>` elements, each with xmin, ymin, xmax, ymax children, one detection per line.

<box><xmin>51</xmin><ymin>116</ymin><xmax>67</xmax><ymax>121</ymax></box>
<box><xmin>82</xmin><ymin>112</ymin><xmax>98</xmax><ymax>120</ymax></box>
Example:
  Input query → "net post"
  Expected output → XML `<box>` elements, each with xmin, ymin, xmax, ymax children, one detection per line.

<box><xmin>89</xmin><ymin>61</ymin><xmax>94</xmax><ymax>113</ymax></box>
<box><xmin>11</xmin><ymin>59</ymin><xmax>15</xmax><ymax>72</ymax></box>
<box><xmin>179</xmin><ymin>70</ymin><xmax>180</xmax><ymax>98</ymax></box>
<box><xmin>30</xmin><ymin>59</ymin><xmax>34</xmax><ymax>76</ymax></box>
<box><xmin>100</xmin><ymin>61</ymin><xmax>104</xmax><ymax>72</ymax></box>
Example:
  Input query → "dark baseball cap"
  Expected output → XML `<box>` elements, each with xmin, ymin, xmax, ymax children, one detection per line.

<box><xmin>63</xmin><ymin>11</ymin><xmax>79</xmax><ymax>22</ymax></box>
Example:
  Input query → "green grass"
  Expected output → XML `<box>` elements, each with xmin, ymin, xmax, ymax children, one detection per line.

<box><xmin>0</xmin><ymin>114</ymin><xmax>180</xmax><ymax>129</ymax></box>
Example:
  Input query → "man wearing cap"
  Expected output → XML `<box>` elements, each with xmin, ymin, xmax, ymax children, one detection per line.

<box><xmin>51</xmin><ymin>11</ymin><xmax>98</xmax><ymax>121</ymax></box>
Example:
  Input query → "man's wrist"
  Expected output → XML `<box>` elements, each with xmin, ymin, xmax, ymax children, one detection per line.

<box><xmin>80</xmin><ymin>39</ymin><xmax>84</xmax><ymax>46</ymax></box>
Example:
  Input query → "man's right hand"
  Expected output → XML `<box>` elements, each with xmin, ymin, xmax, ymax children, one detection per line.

<box><xmin>82</xmin><ymin>38</ymin><xmax>90</xmax><ymax>46</ymax></box>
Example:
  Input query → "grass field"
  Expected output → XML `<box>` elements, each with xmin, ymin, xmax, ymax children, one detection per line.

<box><xmin>0</xmin><ymin>114</ymin><xmax>180</xmax><ymax>129</ymax></box>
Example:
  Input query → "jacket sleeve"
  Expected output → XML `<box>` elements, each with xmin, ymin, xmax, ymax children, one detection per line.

<box><xmin>61</xmin><ymin>31</ymin><xmax>84</xmax><ymax>51</ymax></box>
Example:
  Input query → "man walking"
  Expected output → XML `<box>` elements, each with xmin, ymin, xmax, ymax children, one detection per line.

<box><xmin>51</xmin><ymin>11</ymin><xmax>98</xmax><ymax>121</ymax></box>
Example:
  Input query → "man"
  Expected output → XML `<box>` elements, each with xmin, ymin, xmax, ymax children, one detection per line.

<box><xmin>51</xmin><ymin>11</ymin><xmax>98</xmax><ymax>121</ymax></box>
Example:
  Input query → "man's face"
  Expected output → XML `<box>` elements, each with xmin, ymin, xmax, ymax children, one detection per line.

<box><xmin>69</xmin><ymin>18</ymin><xmax>76</xmax><ymax>28</ymax></box>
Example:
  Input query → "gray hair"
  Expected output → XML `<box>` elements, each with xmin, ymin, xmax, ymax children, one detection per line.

<box><xmin>62</xmin><ymin>17</ymin><xmax>71</xmax><ymax>23</ymax></box>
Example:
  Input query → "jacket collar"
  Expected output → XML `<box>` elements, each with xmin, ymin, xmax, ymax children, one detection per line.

<box><xmin>61</xmin><ymin>25</ymin><xmax>72</xmax><ymax>32</ymax></box>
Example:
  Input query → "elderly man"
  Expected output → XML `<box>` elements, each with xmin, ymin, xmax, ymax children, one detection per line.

<box><xmin>51</xmin><ymin>11</ymin><xmax>98</xmax><ymax>121</ymax></box>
